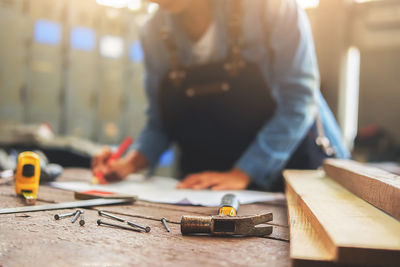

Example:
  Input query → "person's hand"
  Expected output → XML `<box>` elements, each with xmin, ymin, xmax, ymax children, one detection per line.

<box><xmin>91</xmin><ymin>148</ymin><xmax>148</xmax><ymax>182</ymax></box>
<box><xmin>91</xmin><ymin>146</ymin><xmax>113</xmax><ymax>171</ymax></box>
<box><xmin>177</xmin><ymin>168</ymin><xmax>251</xmax><ymax>190</ymax></box>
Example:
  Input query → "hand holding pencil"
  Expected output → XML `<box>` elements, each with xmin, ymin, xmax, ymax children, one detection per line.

<box><xmin>91</xmin><ymin>137</ymin><xmax>148</xmax><ymax>184</ymax></box>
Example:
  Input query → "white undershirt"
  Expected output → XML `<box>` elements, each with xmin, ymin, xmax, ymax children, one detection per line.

<box><xmin>191</xmin><ymin>22</ymin><xmax>218</xmax><ymax>65</ymax></box>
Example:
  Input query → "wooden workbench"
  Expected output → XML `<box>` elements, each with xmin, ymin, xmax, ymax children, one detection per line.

<box><xmin>0</xmin><ymin>169</ymin><xmax>290</xmax><ymax>266</ymax></box>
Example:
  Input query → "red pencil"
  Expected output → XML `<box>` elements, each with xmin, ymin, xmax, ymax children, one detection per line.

<box><xmin>92</xmin><ymin>137</ymin><xmax>133</xmax><ymax>185</ymax></box>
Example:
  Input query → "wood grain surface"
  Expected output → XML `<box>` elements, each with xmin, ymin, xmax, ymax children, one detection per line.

<box><xmin>284</xmin><ymin>170</ymin><xmax>400</xmax><ymax>266</ymax></box>
<box><xmin>0</xmin><ymin>169</ymin><xmax>290</xmax><ymax>267</ymax></box>
<box><xmin>324</xmin><ymin>159</ymin><xmax>400</xmax><ymax>220</ymax></box>
<box><xmin>286</xmin><ymin>183</ymin><xmax>336</xmax><ymax>266</ymax></box>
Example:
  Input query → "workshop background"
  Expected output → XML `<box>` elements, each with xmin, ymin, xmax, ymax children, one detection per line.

<box><xmin>0</xmin><ymin>0</ymin><xmax>399</xmax><ymax>167</ymax></box>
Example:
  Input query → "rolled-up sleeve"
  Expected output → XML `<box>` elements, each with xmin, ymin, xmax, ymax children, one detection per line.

<box><xmin>236</xmin><ymin>0</ymin><xmax>319</xmax><ymax>190</ymax></box>
<box><xmin>132</xmin><ymin>24</ymin><xmax>171</xmax><ymax>170</ymax></box>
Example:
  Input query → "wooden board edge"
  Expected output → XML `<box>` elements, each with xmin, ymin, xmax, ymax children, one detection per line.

<box><xmin>323</xmin><ymin>159</ymin><xmax>400</xmax><ymax>221</ymax></box>
<box><xmin>285</xmin><ymin>182</ymin><xmax>336</xmax><ymax>265</ymax></box>
<box><xmin>284</xmin><ymin>171</ymin><xmax>338</xmax><ymax>262</ymax></box>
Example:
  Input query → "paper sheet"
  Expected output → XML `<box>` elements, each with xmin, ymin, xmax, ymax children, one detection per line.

<box><xmin>50</xmin><ymin>174</ymin><xmax>285</xmax><ymax>207</ymax></box>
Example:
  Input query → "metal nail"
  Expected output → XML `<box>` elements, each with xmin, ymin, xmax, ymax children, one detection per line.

<box><xmin>54</xmin><ymin>211</ymin><xmax>76</xmax><ymax>220</ymax></box>
<box><xmin>97</xmin><ymin>219</ymin><xmax>141</xmax><ymax>232</ymax></box>
<box><xmin>98</xmin><ymin>210</ymin><xmax>125</xmax><ymax>222</ymax></box>
<box><xmin>161</xmin><ymin>218</ymin><xmax>170</xmax><ymax>232</ymax></box>
<box><xmin>79</xmin><ymin>215</ymin><xmax>85</xmax><ymax>226</ymax></box>
<box><xmin>127</xmin><ymin>221</ymin><xmax>151</xmax><ymax>233</ymax></box>
<box><xmin>71</xmin><ymin>210</ymin><xmax>83</xmax><ymax>223</ymax></box>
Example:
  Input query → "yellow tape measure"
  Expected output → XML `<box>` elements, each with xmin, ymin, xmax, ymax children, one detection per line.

<box><xmin>15</xmin><ymin>151</ymin><xmax>41</xmax><ymax>205</ymax></box>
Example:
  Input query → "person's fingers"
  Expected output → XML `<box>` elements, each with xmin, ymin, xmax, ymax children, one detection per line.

<box><xmin>92</xmin><ymin>165</ymin><xmax>103</xmax><ymax>175</ymax></box>
<box><xmin>102</xmin><ymin>161</ymin><xmax>118</xmax><ymax>178</ymax></box>
<box><xmin>104</xmin><ymin>171</ymin><xmax>122</xmax><ymax>182</ymax></box>
<box><xmin>177</xmin><ymin>174</ymin><xmax>204</xmax><ymax>188</ymax></box>
<box><xmin>101</xmin><ymin>166</ymin><xmax>122</xmax><ymax>182</ymax></box>
<box><xmin>95</xmin><ymin>164</ymin><xmax>110</xmax><ymax>178</ymax></box>
<box><xmin>91</xmin><ymin>147</ymin><xmax>112</xmax><ymax>169</ymax></box>
<box><xmin>180</xmin><ymin>170</ymin><xmax>251</xmax><ymax>190</ymax></box>
<box><xmin>210</xmin><ymin>178</ymin><xmax>248</xmax><ymax>190</ymax></box>
<box><xmin>177</xmin><ymin>179</ymin><xmax>199</xmax><ymax>188</ymax></box>
<box><xmin>191</xmin><ymin>176</ymin><xmax>220</xmax><ymax>190</ymax></box>
<box><xmin>99</xmin><ymin>147</ymin><xmax>112</xmax><ymax>164</ymax></box>
<box><xmin>103</xmin><ymin>158</ymin><xmax>135</xmax><ymax>182</ymax></box>
<box><xmin>100</xmin><ymin>146</ymin><xmax>111</xmax><ymax>153</ymax></box>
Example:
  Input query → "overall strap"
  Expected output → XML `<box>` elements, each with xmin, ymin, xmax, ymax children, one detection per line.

<box><xmin>160</xmin><ymin>16</ymin><xmax>186</xmax><ymax>87</ymax></box>
<box><xmin>224</xmin><ymin>0</ymin><xmax>246</xmax><ymax>76</ymax></box>
<box><xmin>261</xmin><ymin>0</ymin><xmax>274</xmax><ymax>69</ymax></box>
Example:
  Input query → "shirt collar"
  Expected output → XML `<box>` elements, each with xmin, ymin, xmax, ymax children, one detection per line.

<box><xmin>161</xmin><ymin>0</ymin><xmax>230</xmax><ymax>66</ymax></box>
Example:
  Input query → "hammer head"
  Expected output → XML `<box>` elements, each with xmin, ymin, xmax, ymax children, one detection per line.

<box><xmin>181</xmin><ymin>213</ymin><xmax>273</xmax><ymax>237</ymax></box>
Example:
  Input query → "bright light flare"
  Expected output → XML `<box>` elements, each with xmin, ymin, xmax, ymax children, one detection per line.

<box><xmin>128</xmin><ymin>0</ymin><xmax>142</xmax><ymax>11</ymax></box>
<box><xmin>99</xmin><ymin>35</ymin><xmax>124</xmax><ymax>59</ymax></box>
<box><xmin>96</xmin><ymin>0</ymin><xmax>143</xmax><ymax>10</ymax></box>
<box><xmin>339</xmin><ymin>46</ymin><xmax>361</xmax><ymax>150</ymax></box>
<box><xmin>354</xmin><ymin>0</ymin><xmax>383</xmax><ymax>3</ymax></box>
<box><xmin>297</xmin><ymin>0</ymin><xmax>320</xmax><ymax>9</ymax></box>
<box><xmin>147</xmin><ymin>3</ymin><xmax>159</xmax><ymax>14</ymax></box>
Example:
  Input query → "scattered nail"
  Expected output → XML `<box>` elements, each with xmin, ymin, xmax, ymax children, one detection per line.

<box><xmin>161</xmin><ymin>218</ymin><xmax>170</xmax><ymax>232</ymax></box>
<box><xmin>71</xmin><ymin>210</ymin><xmax>83</xmax><ymax>223</ymax></box>
<box><xmin>54</xmin><ymin>211</ymin><xmax>76</xmax><ymax>220</ymax></box>
<box><xmin>79</xmin><ymin>215</ymin><xmax>85</xmax><ymax>226</ymax></box>
<box><xmin>127</xmin><ymin>221</ymin><xmax>151</xmax><ymax>233</ymax></box>
<box><xmin>97</xmin><ymin>219</ymin><xmax>141</xmax><ymax>232</ymax></box>
<box><xmin>98</xmin><ymin>210</ymin><xmax>125</xmax><ymax>222</ymax></box>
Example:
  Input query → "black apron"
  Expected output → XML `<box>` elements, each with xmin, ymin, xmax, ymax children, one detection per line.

<box><xmin>157</xmin><ymin>1</ymin><xmax>333</xmax><ymax>187</ymax></box>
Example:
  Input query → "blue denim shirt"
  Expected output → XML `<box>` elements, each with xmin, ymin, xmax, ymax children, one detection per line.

<box><xmin>133</xmin><ymin>0</ymin><xmax>350</xmax><ymax>190</ymax></box>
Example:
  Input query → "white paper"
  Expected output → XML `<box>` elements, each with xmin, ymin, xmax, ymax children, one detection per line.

<box><xmin>49</xmin><ymin>174</ymin><xmax>285</xmax><ymax>207</ymax></box>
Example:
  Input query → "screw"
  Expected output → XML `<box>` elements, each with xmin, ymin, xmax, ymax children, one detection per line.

<box><xmin>127</xmin><ymin>221</ymin><xmax>151</xmax><ymax>233</ymax></box>
<box><xmin>161</xmin><ymin>218</ymin><xmax>170</xmax><ymax>232</ymax></box>
<box><xmin>71</xmin><ymin>210</ymin><xmax>83</xmax><ymax>223</ymax></box>
<box><xmin>79</xmin><ymin>215</ymin><xmax>85</xmax><ymax>226</ymax></box>
<box><xmin>97</xmin><ymin>219</ymin><xmax>141</xmax><ymax>232</ymax></box>
<box><xmin>54</xmin><ymin>211</ymin><xmax>76</xmax><ymax>220</ymax></box>
<box><xmin>98</xmin><ymin>210</ymin><xmax>125</xmax><ymax>222</ymax></box>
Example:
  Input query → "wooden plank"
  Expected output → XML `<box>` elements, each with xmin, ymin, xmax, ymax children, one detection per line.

<box><xmin>283</xmin><ymin>170</ymin><xmax>400</xmax><ymax>266</ymax></box>
<box><xmin>286</xmin><ymin>183</ymin><xmax>336</xmax><ymax>266</ymax></box>
<box><xmin>324</xmin><ymin>159</ymin><xmax>400</xmax><ymax>220</ymax></box>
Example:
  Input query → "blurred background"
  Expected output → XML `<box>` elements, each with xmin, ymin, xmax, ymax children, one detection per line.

<box><xmin>0</xmin><ymin>0</ymin><xmax>399</xmax><ymax>174</ymax></box>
